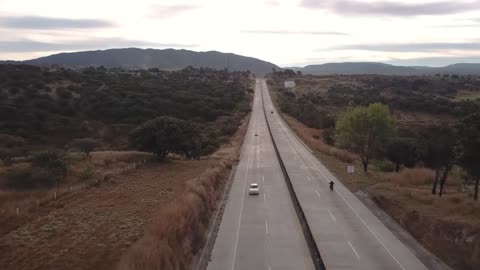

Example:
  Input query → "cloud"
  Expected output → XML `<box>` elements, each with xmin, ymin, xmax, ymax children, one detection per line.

<box><xmin>301</xmin><ymin>0</ymin><xmax>480</xmax><ymax>16</ymax></box>
<box><xmin>432</xmin><ymin>23</ymin><xmax>480</xmax><ymax>28</ymax></box>
<box><xmin>330</xmin><ymin>42</ymin><xmax>480</xmax><ymax>52</ymax></box>
<box><xmin>264</xmin><ymin>0</ymin><xmax>280</xmax><ymax>6</ymax></box>
<box><xmin>242</xmin><ymin>30</ymin><xmax>348</xmax><ymax>35</ymax></box>
<box><xmin>0</xmin><ymin>16</ymin><xmax>113</xmax><ymax>29</ymax></box>
<box><xmin>386</xmin><ymin>56</ymin><xmax>480</xmax><ymax>66</ymax></box>
<box><xmin>0</xmin><ymin>38</ymin><xmax>197</xmax><ymax>52</ymax></box>
<box><xmin>152</xmin><ymin>4</ymin><xmax>200</xmax><ymax>18</ymax></box>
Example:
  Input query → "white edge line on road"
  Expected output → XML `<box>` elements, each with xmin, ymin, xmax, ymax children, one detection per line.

<box><xmin>316</xmin><ymin>169</ymin><xmax>407</xmax><ymax>270</ymax></box>
<box><xmin>315</xmin><ymin>190</ymin><xmax>321</xmax><ymax>199</ymax></box>
<box><xmin>328</xmin><ymin>209</ymin><xmax>336</xmax><ymax>222</ymax></box>
<box><xmin>231</xmin><ymin>111</ymin><xmax>254</xmax><ymax>270</ymax></box>
<box><xmin>348</xmin><ymin>241</ymin><xmax>360</xmax><ymax>260</ymax></box>
<box><xmin>263</xmin><ymin>79</ymin><xmax>407</xmax><ymax>270</ymax></box>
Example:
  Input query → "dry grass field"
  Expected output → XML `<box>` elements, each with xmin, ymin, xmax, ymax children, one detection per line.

<box><xmin>0</xmin><ymin>115</ymin><xmax>248</xmax><ymax>270</ymax></box>
<box><xmin>280</xmin><ymin>111</ymin><xmax>480</xmax><ymax>270</ymax></box>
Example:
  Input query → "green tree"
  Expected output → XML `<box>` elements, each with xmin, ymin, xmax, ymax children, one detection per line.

<box><xmin>385</xmin><ymin>137</ymin><xmax>417</xmax><ymax>172</ymax></box>
<box><xmin>129</xmin><ymin>116</ymin><xmax>201</xmax><ymax>159</ymax></box>
<box><xmin>457</xmin><ymin>114</ymin><xmax>480</xmax><ymax>200</ymax></box>
<box><xmin>418</xmin><ymin>126</ymin><xmax>457</xmax><ymax>196</ymax></box>
<box><xmin>335</xmin><ymin>103</ymin><xmax>396</xmax><ymax>172</ymax></box>
<box><xmin>7</xmin><ymin>150</ymin><xmax>67</xmax><ymax>190</ymax></box>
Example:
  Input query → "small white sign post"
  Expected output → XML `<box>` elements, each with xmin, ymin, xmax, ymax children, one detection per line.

<box><xmin>347</xmin><ymin>164</ymin><xmax>355</xmax><ymax>174</ymax></box>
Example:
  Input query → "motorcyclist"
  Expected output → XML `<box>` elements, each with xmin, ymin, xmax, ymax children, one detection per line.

<box><xmin>329</xmin><ymin>181</ymin><xmax>334</xmax><ymax>191</ymax></box>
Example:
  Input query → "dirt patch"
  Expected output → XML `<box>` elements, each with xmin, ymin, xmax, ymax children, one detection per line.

<box><xmin>0</xmin><ymin>159</ymin><xmax>211</xmax><ymax>270</ymax></box>
<box><xmin>117</xmin><ymin>113</ymin><xmax>248</xmax><ymax>270</ymax></box>
<box><xmin>0</xmin><ymin>151</ymin><xmax>154</xmax><ymax>235</ymax></box>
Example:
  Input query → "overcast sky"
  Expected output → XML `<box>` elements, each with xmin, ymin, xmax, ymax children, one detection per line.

<box><xmin>1</xmin><ymin>0</ymin><xmax>480</xmax><ymax>67</ymax></box>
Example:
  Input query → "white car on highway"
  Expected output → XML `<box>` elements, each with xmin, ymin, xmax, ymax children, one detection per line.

<box><xmin>249</xmin><ymin>183</ymin><xmax>259</xmax><ymax>195</ymax></box>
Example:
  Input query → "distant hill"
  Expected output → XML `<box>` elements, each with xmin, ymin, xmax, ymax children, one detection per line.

<box><xmin>290</xmin><ymin>62</ymin><xmax>480</xmax><ymax>75</ymax></box>
<box><xmin>16</xmin><ymin>48</ymin><xmax>279</xmax><ymax>75</ymax></box>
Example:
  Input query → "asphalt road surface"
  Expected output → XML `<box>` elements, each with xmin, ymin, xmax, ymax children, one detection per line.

<box><xmin>207</xmin><ymin>79</ymin><xmax>430</xmax><ymax>270</ymax></box>
<box><xmin>207</xmin><ymin>80</ymin><xmax>314</xmax><ymax>270</ymax></box>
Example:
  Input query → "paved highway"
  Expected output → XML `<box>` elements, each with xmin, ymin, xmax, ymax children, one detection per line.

<box><xmin>207</xmin><ymin>79</ymin><xmax>430</xmax><ymax>270</ymax></box>
<box><xmin>260</xmin><ymin>79</ymin><xmax>429</xmax><ymax>270</ymax></box>
<box><xmin>207</xmin><ymin>80</ymin><xmax>314</xmax><ymax>270</ymax></box>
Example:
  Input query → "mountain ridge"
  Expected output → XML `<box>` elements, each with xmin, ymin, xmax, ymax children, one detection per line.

<box><xmin>287</xmin><ymin>62</ymin><xmax>480</xmax><ymax>75</ymax></box>
<box><xmin>1</xmin><ymin>48</ymin><xmax>279</xmax><ymax>75</ymax></box>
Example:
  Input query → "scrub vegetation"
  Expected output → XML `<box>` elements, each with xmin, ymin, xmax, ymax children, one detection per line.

<box><xmin>268</xmin><ymin>71</ymin><xmax>480</xmax><ymax>270</ymax></box>
<box><xmin>0</xmin><ymin>64</ymin><xmax>253</xmax><ymax>270</ymax></box>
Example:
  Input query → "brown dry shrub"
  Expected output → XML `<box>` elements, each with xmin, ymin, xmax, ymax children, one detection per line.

<box><xmin>387</xmin><ymin>168</ymin><xmax>435</xmax><ymax>186</ymax></box>
<box><xmin>282</xmin><ymin>114</ymin><xmax>357</xmax><ymax>163</ymax></box>
<box><xmin>316</xmin><ymin>143</ymin><xmax>357</xmax><ymax>163</ymax></box>
<box><xmin>118</xmin><ymin>159</ymin><xmax>232</xmax><ymax>270</ymax></box>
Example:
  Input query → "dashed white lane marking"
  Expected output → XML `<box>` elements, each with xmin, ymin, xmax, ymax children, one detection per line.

<box><xmin>268</xmin><ymin>265</ymin><xmax>271</xmax><ymax>270</ymax></box>
<box><xmin>316</xmin><ymin>169</ymin><xmax>407</xmax><ymax>270</ymax></box>
<box><xmin>262</xmin><ymin>175</ymin><xmax>265</xmax><ymax>183</ymax></box>
<box><xmin>348</xmin><ymin>241</ymin><xmax>360</xmax><ymax>260</ymax></box>
<box><xmin>266</xmin><ymin>220</ymin><xmax>269</xmax><ymax>234</ymax></box>
<box><xmin>315</xmin><ymin>190</ymin><xmax>321</xmax><ymax>199</ymax></box>
<box><xmin>231</xmin><ymin>116</ymin><xmax>254</xmax><ymax>270</ymax></box>
<box><xmin>306</xmin><ymin>176</ymin><xmax>312</xmax><ymax>182</ymax></box>
<box><xmin>263</xmin><ymin>79</ymin><xmax>408</xmax><ymax>270</ymax></box>
<box><xmin>263</xmin><ymin>193</ymin><xmax>266</xmax><ymax>203</ymax></box>
<box><xmin>328</xmin><ymin>209</ymin><xmax>337</xmax><ymax>222</ymax></box>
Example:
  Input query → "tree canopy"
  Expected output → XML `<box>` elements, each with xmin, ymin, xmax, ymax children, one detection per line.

<box><xmin>128</xmin><ymin>116</ymin><xmax>201</xmax><ymax>159</ymax></box>
<box><xmin>335</xmin><ymin>103</ymin><xmax>396</xmax><ymax>172</ymax></box>
<box><xmin>385</xmin><ymin>137</ymin><xmax>417</xmax><ymax>172</ymax></box>
<box><xmin>457</xmin><ymin>113</ymin><xmax>480</xmax><ymax>200</ymax></box>
<box><xmin>418</xmin><ymin>126</ymin><xmax>457</xmax><ymax>196</ymax></box>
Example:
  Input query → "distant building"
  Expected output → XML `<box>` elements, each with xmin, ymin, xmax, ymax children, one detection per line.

<box><xmin>284</xmin><ymin>80</ymin><xmax>296</xmax><ymax>88</ymax></box>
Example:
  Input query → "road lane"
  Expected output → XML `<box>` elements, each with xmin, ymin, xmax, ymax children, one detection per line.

<box><xmin>207</xmin><ymin>80</ymin><xmax>314</xmax><ymax>270</ymax></box>
<box><xmin>261</xmin><ymin>79</ymin><xmax>430</xmax><ymax>270</ymax></box>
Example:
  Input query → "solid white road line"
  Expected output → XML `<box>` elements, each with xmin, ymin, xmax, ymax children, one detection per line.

<box><xmin>328</xmin><ymin>209</ymin><xmax>337</xmax><ymax>223</ymax></box>
<box><xmin>348</xmin><ymin>241</ymin><xmax>360</xmax><ymax>260</ymax></box>
<box><xmin>263</xmin><ymin>79</ymin><xmax>408</xmax><ymax>270</ymax></box>
<box><xmin>231</xmin><ymin>132</ymin><xmax>252</xmax><ymax>270</ymax></box>
<box><xmin>316</xmin><ymin>169</ymin><xmax>407</xmax><ymax>270</ymax></box>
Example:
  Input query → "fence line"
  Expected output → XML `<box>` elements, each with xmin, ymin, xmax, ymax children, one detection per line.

<box><xmin>3</xmin><ymin>158</ymin><xmax>152</xmax><ymax>217</ymax></box>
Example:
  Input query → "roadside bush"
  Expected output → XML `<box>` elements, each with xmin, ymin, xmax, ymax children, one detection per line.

<box><xmin>6</xmin><ymin>168</ymin><xmax>34</xmax><ymax>189</ymax></box>
<box><xmin>387</xmin><ymin>168</ymin><xmax>435</xmax><ymax>186</ymax></box>
<box><xmin>322</xmin><ymin>128</ymin><xmax>335</xmax><ymax>145</ymax></box>
<box><xmin>372</xmin><ymin>159</ymin><xmax>396</xmax><ymax>172</ymax></box>
<box><xmin>79</xmin><ymin>163</ymin><xmax>95</xmax><ymax>182</ymax></box>
<box><xmin>6</xmin><ymin>151</ymin><xmax>67</xmax><ymax>190</ymax></box>
<box><xmin>71</xmin><ymin>138</ymin><xmax>100</xmax><ymax>156</ymax></box>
